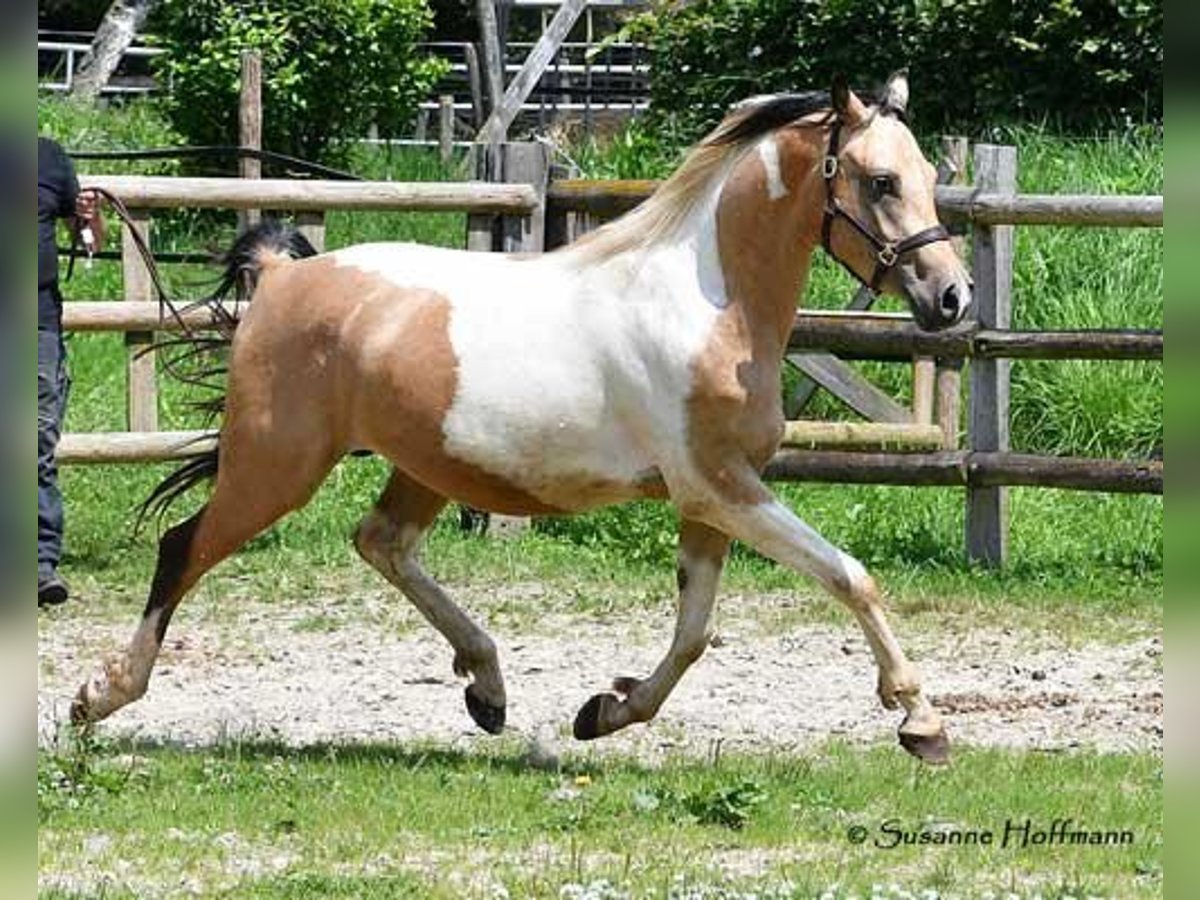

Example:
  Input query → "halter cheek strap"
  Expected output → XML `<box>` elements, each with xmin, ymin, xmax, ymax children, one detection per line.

<box><xmin>820</xmin><ymin>121</ymin><xmax>951</xmax><ymax>293</ymax></box>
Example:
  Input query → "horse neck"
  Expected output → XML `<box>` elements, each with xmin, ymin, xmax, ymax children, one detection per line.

<box><xmin>711</xmin><ymin>129</ymin><xmax>825</xmax><ymax>356</ymax></box>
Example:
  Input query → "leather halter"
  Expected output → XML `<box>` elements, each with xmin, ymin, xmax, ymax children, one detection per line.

<box><xmin>820</xmin><ymin>119</ymin><xmax>951</xmax><ymax>293</ymax></box>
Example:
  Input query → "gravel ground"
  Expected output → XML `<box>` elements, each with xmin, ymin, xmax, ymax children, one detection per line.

<box><xmin>37</xmin><ymin>586</ymin><xmax>1162</xmax><ymax>759</ymax></box>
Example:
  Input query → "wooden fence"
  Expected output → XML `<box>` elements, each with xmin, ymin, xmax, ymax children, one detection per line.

<box><xmin>63</xmin><ymin>140</ymin><xmax>1162</xmax><ymax>566</ymax></box>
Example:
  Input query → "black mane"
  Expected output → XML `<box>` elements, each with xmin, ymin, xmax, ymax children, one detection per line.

<box><xmin>711</xmin><ymin>87</ymin><xmax>901</xmax><ymax>148</ymax></box>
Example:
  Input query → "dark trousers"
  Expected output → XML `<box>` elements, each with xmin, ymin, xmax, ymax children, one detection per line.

<box><xmin>38</xmin><ymin>327</ymin><xmax>68</xmax><ymax>578</ymax></box>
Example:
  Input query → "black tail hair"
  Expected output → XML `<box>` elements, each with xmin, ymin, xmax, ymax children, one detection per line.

<box><xmin>138</xmin><ymin>219</ymin><xmax>318</xmax><ymax>528</ymax></box>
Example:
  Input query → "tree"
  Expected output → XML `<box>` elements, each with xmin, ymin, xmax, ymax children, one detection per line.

<box><xmin>69</xmin><ymin>0</ymin><xmax>156</xmax><ymax>102</ymax></box>
<box><xmin>153</xmin><ymin>0</ymin><xmax>446</xmax><ymax>163</ymax></box>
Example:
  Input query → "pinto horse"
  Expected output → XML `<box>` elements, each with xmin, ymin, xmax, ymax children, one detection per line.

<box><xmin>72</xmin><ymin>72</ymin><xmax>970</xmax><ymax>763</ymax></box>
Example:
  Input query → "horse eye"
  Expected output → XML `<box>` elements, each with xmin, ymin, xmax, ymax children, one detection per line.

<box><xmin>869</xmin><ymin>175</ymin><xmax>896</xmax><ymax>201</ymax></box>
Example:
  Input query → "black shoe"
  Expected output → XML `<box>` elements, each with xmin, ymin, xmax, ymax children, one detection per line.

<box><xmin>38</xmin><ymin>573</ymin><xmax>69</xmax><ymax>607</ymax></box>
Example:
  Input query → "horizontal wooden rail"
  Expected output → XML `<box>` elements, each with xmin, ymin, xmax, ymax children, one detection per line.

<box><xmin>59</xmin><ymin>433</ymin><xmax>1162</xmax><ymax>496</ymax></box>
<box><xmin>934</xmin><ymin>186</ymin><xmax>1163</xmax><ymax>227</ymax></box>
<box><xmin>59</xmin><ymin>423</ymin><xmax>940</xmax><ymax>464</ymax></box>
<box><xmin>780</xmin><ymin>421</ymin><xmax>943</xmax><ymax>451</ymax></box>
<box><xmin>63</xmin><ymin>301</ymin><xmax>240</xmax><ymax>332</ymax></box>
<box><xmin>763</xmin><ymin>450</ymin><xmax>1162</xmax><ymax>494</ymax></box>
<box><xmin>60</xmin><ymin>303</ymin><xmax>1164</xmax><ymax>363</ymax></box>
<box><xmin>788</xmin><ymin>314</ymin><xmax>1163</xmax><ymax>361</ymax></box>
<box><xmin>547</xmin><ymin>179</ymin><xmax>656</xmax><ymax>217</ymax></box>
<box><xmin>547</xmin><ymin>180</ymin><xmax>1163</xmax><ymax>228</ymax></box>
<box><xmin>58</xmin><ymin>430</ymin><xmax>217</xmax><ymax>464</ymax></box>
<box><xmin>79</xmin><ymin>175</ymin><xmax>540</xmax><ymax>214</ymax></box>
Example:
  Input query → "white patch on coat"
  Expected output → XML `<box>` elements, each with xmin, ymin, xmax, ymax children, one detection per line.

<box><xmin>331</xmin><ymin>173</ymin><xmax>733</xmax><ymax>511</ymax></box>
<box><xmin>709</xmin><ymin>499</ymin><xmax>871</xmax><ymax>599</ymax></box>
<box><xmin>757</xmin><ymin>137</ymin><xmax>789</xmax><ymax>201</ymax></box>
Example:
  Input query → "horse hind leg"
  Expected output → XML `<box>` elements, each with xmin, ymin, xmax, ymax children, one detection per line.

<box><xmin>71</xmin><ymin>423</ymin><xmax>337</xmax><ymax>726</ymax></box>
<box><xmin>353</xmin><ymin>469</ymin><xmax>507</xmax><ymax>734</ymax></box>
<box><xmin>574</xmin><ymin>519</ymin><xmax>729</xmax><ymax>740</ymax></box>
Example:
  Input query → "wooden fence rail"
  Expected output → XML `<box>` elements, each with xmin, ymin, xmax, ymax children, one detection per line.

<box><xmin>764</xmin><ymin>451</ymin><xmax>1162</xmax><ymax>495</ymax></box>
<box><xmin>546</xmin><ymin>180</ymin><xmax>1165</xmax><ymax>228</ymax></box>
<box><xmin>60</xmin><ymin>301</ymin><xmax>1166</xmax><ymax>363</ymax></box>
<box><xmin>78</xmin><ymin>175</ymin><xmax>540</xmax><ymax>214</ymax></box>
<box><xmin>786</xmin><ymin>314</ymin><xmax>1163</xmax><ymax>361</ymax></box>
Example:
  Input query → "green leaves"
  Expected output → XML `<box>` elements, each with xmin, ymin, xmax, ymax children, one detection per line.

<box><xmin>635</xmin><ymin>0</ymin><xmax>1162</xmax><ymax>138</ymax></box>
<box><xmin>151</xmin><ymin>0</ymin><xmax>448</xmax><ymax>163</ymax></box>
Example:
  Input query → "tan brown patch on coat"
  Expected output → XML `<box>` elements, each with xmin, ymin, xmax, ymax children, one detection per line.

<box><xmin>243</xmin><ymin>257</ymin><xmax>564</xmax><ymax>516</ymax></box>
<box><xmin>684</xmin><ymin>131</ymin><xmax>824</xmax><ymax>505</ymax></box>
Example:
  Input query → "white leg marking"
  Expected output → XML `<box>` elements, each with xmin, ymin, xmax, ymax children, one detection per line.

<box><xmin>703</xmin><ymin>498</ymin><xmax>941</xmax><ymax>730</ymax></box>
<box><xmin>757</xmin><ymin>137</ymin><xmax>789</xmax><ymax>201</ymax></box>
<box><xmin>76</xmin><ymin>610</ymin><xmax>162</xmax><ymax>721</ymax></box>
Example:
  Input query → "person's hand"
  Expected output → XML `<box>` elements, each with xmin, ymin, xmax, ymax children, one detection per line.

<box><xmin>74</xmin><ymin>189</ymin><xmax>106</xmax><ymax>252</ymax></box>
<box><xmin>75</xmin><ymin>189</ymin><xmax>100</xmax><ymax>221</ymax></box>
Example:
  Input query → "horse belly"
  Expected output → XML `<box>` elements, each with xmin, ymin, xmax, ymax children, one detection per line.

<box><xmin>441</xmin><ymin>297</ymin><xmax>658</xmax><ymax>512</ymax></box>
<box><xmin>441</xmin><ymin>372</ymin><xmax>655</xmax><ymax>512</ymax></box>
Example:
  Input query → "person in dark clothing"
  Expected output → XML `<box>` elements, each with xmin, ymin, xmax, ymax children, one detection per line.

<box><xmin>38</xmin><ymin>136</ymin><xmax>103</xmax><ymax>606</ymax></box>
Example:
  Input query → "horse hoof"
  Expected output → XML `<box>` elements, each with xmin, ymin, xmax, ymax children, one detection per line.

<box><xmin>69</xmin><ymin>687</ymin><xmax>91</xmax><ymax>726</ymax></box>
<box><xmin>898</xmin><ymin>728</ymin><xmax>951</xmax><ymax>765</ymax></box>
<box><xmin>573</xmin><ymin>692</ymin><xmax>618</xmax><ymax>741</ymax></box>
<box><xmin>464</xmin><ymin>685</ymin><xmax>505</xmax><ymax>734</ymax></box>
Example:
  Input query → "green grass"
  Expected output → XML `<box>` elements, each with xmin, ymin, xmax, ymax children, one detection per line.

<box><xmin>39</xmin><ymin>95</ymin><xmax>1162</xmax><ymax>627</ymax></box>
<box><xmin>38</xmin><ymin>735</ymin><xmax>1162</xmax><ymax>898</ymax></box>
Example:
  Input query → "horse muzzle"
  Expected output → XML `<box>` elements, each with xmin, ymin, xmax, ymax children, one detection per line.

<box><xmin>906</xmin><ymin>274</ymin><xmax>973</xmax><ymax>332</ymax></box>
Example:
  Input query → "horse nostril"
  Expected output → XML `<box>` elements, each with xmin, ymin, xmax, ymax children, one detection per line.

<box><xmin>940</xmin><ymin>284</ymin><xmax>961</xmax><ymax>321</ymax></box>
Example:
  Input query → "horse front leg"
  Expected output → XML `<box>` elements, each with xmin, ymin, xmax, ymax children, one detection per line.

<box><xmin>574</xmin><ymin>519</ymin><xmax>729</xmax><ymax>740</ymax></box>
<box><xmin>685</xmin><ymin>467</ymin><xmax>949</xmax><ymax>764</ymax></box>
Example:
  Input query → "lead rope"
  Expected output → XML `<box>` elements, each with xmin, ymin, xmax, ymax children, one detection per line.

<box><xmin>73</xmin><ymin>187</ymin><xmax>195</xmax><ymax>334</ymax></box>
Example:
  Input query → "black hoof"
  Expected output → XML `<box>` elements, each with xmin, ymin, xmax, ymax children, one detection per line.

<box><xmin>69</xmin><ymin>686</ymin><xmax>93</xmax><ymax>727</ymax></box>
<box><xmin>899</xmin><ymin>728</ymin><xmax>951</xmax><ymax>765</ymax></box>
<box><xmin>464</xmin><ymin>685</ymin><xmax>505</xmax><ymax>734</ymax></box>
<box><xmin>573</xmin><ymin>692</ymin><xmax>617</xmax><ymax>741</ymax></box>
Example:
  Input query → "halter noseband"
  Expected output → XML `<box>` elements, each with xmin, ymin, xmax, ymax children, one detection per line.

<box><xmin>820</xmin><ymin>119</ymin><xmax>951</xmax><ymax>293</ymax></box>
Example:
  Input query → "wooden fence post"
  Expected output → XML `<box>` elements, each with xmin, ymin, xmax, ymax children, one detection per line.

<box><xmin>935</xmin><ymin>135</ymin><xmax>969</xmax><ymax>450</ymax></box>
<box><xmin>543</xmin><ymin>162</ymin><xmax>577</xmax><ymax>250</ymax></box>
<box><xmin>295</xmin><ymin>211</ymin><xmax>326</xmax><ymax>253</ymax></box>
<box><xmin>966</xmin><ymin>144</ymin><xmax>1017</xmax><ymax>566</ymax></box>
<box><xmin>121</xmin><ymin>209</ymin><xmax>157</xmax><ymax>432</ymax></box>
<box><xmin>466</xmin><ymin>141</ymin><xmax>549</xmax><ymax>253</ymax></box>
<box><xmin>475</xmin><ymin>0</ymin><xmax>505</xmax><ymax>119</ymax></box>
<box><xmin>462</xmin><ymin>43</ymin><xmax>485</xmax><ymax>129</ymax></box>
<box><xmin>438</xmin><ymin>95</ymin><xmax>455</xmax><ymax>164</ymax></box>
<box><xmin>239</xmin><ymin>51</ymin><xmax>262</xmax><ymax>230</ymax></box>
<box><xmin>498</xmin><ymin>141</ymin><xmax>550</xmax><ymax>253</ymax></box>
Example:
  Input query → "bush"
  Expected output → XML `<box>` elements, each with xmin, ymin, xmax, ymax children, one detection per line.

<box><xmin>627</xmin><ymin>0</ymin><xmax>1162</xmax><ymax>138</ymax></box>
<box><xmin>151</xmin><ymin>0</ymin><xmax>447</xmax><ymax>163</ymax></box>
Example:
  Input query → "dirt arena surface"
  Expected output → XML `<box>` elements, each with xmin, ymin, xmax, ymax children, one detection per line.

<box><xmin>38</xmin><ymin>585</ymin><xmax>1162</xmax><ymax>758</ymax></box>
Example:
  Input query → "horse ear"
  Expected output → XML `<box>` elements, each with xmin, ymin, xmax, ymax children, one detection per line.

<box><xmin>831</xmin><ymin>73</ymin><xmax>867</xmax><ymax>124</ymax></box>
<box><xmin>883</xmin><ymin>69</ymin><xmax>910</xmax><ymax>116</ymax></box>
<box><xmin>831</xmin><ymin>74</ymin><xmax>850</xmax><ymax>116</ymax></box>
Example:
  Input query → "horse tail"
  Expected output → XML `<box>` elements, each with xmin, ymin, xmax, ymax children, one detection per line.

<box><xmin>138</xmin><ymin>220</ymin><xmax>318</xmax><ymax>527</ymax></box>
